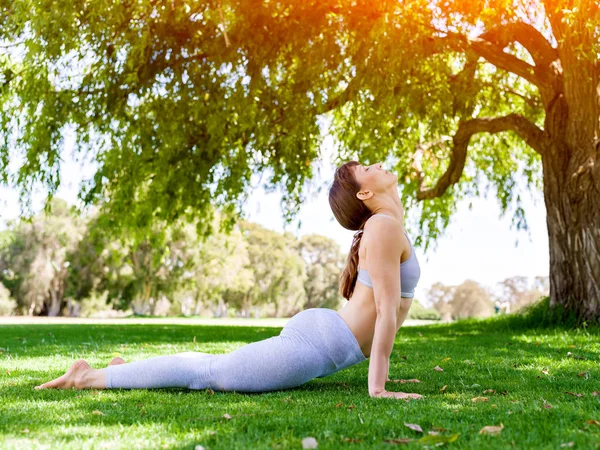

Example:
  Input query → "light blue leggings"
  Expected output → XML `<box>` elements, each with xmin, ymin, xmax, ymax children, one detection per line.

<box><xmin>104</xmin><ymin>308</ymin><xmax>367</xmax><ymax>392</ymax></box>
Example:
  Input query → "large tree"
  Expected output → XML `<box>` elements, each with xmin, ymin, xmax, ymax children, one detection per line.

<box><xmin>1</xmin><ymin>0</ymin><xmax>599</xmax><ymax>322</ymax></box>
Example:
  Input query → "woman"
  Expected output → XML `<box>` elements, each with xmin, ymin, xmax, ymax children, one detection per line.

<box><xmin>34</xmin><ymin>161</ymin><xmax>423</xmax><ymax>400</ymax></box>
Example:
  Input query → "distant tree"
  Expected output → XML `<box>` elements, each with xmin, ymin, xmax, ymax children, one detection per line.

<box><xmin>428</xmin><ymin>282</ymin><xmax>455</xmax><ymax>321</ymax></box>
<box><xmin>450</xmin><ymin>280</ymin><xmax>495</xmax><ymax>319</ymax></box>
<box><xmin>0</xmin><ymin>199</ymin><xmax>85</xmax><ymax>316</ymax></box>
<box><xmin>0</xmin><ymin>281</ymin><xmax>17</xmax><ymax>316</ymax></box>
<box><xmin>298</xmin><ymin>233</ymin><xmax>344</xmax><ymax>310</ymax></box>
<box><xmin>494</xmin><ymin>275</ymin><xmax>549</xmax><ymax>312</ymax></box>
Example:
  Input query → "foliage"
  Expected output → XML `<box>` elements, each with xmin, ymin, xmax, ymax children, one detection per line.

<box><xmin>0</xmin><ymin>281</ymin><xmax>16</xmax><ymax>315</ymax></box>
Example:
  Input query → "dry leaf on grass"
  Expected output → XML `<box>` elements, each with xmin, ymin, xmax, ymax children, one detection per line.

<box><xmin>392</xmin><ymin>379</ymin><xmax>421</xmax><ymax>384</ymax></box>
<box><xmin>344</xmin><ymin>438</ymin><xmax>363</xmax><ymax>443</ymax></box>
<box><xmin>440</xmin><ymin>385</ymin><xmax>447</xmax><ymax>392</ymax></box>
<box><xmin>404</xmin><ymin>423</ymin><xmax>423</xmax><ymax>433</ymax></box>
<box><xmin>587</xmin><ymin>419</ymin><xmax>600</xmax><ymax>426</ymax></box>
<box><xmin>565</xmin><ymin>391</ymin><xmax>584</xmax><ymax>398</ymax></box>
<box><xmin>577</xmin><ymin>372</ymin><xmax>588</xmax><ymax>377</ymax></box>
<box><xmin>433</xmin><ymin>366</ymin><xmax>444</xmax><ymax>372</ymax></box>
<box><xmin>335</xmin><ymin>402</ymin><xmax>344</xmax><ymax>408</ymax></box>
<box><xmin>479</xmin><ymin>423</ymin><xmax>504</xmax><ymax>435</ymax></box>
<box><xmin>560</xmin><ymin>442</ymin><xmax>574</xmax><ymax>448</ymax></box>
<box><xmin>592</xmin><ymin>391</ymin><xmax>600</xmax><ymax>396</ymax></box>
<box><xmin>541</xmin><ymin>368</ymin><xmax>549</xmax><ymax>375</ymax></box>
<box><xmin>482</xmin><ymin>389</ymin><xmax>495</xmax><ymax>394</ymax></box>
<box><xmin>441</xmin><ymin>357</ymin><xmax>451</xmax><ymax>362</ymax></box>
<box><xmin>383</xmin><ymin>438</ymin><xmax>414</xmax><ymax>444</ymax></box>
<box><xmin>92</xmin><ymin>410</ymin><xmax>104</xmax><ymax>416</ymax></box>
<box><xmin>472</xmin><ymin>397</ymin><xmax>489</xmax><ymax>403</ymax></box>
<box><xmin>223</xmin><ymin>413</ymin><xmax>232</xmax><ymax>420</ymax></box>
<box><xmin>301</xmin><ymin>437</ymin><xmax>318</xmax><ymax>449</ymax></box>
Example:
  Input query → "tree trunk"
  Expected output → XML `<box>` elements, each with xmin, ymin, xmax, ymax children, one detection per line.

<box><xmin>542</xmin><ymin>141</ymin><xmax>600</xmax><ymax>323</ymax></box>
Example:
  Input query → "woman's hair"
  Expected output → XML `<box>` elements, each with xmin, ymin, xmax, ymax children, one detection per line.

<box><xmin>328</xmin><ymin>160</ymin><xmax>373</xmax><ymax>301</ymax></box>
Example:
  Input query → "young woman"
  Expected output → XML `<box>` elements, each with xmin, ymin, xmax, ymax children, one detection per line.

<box><xmin>34</xmin><ymin>160</ymin><xmax>423</xmax><ymax>400</ymax></box>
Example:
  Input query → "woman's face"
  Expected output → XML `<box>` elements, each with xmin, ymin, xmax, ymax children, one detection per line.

<box><xmin>353</xmin><ymin>162</ymin><xmax>397</xmax><ymax>198</ymax></box>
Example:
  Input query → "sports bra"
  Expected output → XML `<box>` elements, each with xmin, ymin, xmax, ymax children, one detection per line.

<box><xmin>356</xmin><ymin>213</ymin><xmax>421</xmax><ymax>298</ymax></box>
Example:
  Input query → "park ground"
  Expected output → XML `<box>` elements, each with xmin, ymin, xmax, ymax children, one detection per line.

<box><xmin>0</xmin><ymin>308</ymin><xmax>599</xmax><ymax>449</ymax></box>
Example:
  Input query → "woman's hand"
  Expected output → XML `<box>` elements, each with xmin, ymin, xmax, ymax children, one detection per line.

<box><xmin>370</xmin><ymin>389</ymin><xmax>423</xmax><ymax>400</ymax></box>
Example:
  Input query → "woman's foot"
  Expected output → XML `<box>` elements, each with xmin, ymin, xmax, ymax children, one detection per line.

<box><xmin>34</xmin><ymin>359</ymin><xmax>94</xmax><ymax>390</ymax></box>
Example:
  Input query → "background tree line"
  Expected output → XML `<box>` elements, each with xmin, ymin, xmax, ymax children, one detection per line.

<box><xmin>0</xmin><ymin>199</ymin><xmax>547</xmax><ymax>320</ymax></box>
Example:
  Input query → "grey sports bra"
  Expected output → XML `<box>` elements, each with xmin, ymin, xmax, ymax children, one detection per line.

<box><xmin>356</xmin><ymin>213</ymin><xmax>421</xmax><ymax>298</ymax></box>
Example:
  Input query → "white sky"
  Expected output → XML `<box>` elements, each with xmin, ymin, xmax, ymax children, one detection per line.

<box><xmin>0</xmin><ymin>122</ymin><xmax>549</xmax><ymax>307</ymax></box>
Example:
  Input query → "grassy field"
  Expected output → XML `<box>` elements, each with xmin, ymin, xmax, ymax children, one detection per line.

<box><xmin>1</xmin><ymin>307</ymin><xmax>599</xmax><ymax>449</ymax></box>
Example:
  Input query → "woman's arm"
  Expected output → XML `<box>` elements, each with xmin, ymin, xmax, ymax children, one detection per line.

<box><xmin>362</xmin><ymin>217</ymin><xmax>403</xmax><ymax>397</ymax></box>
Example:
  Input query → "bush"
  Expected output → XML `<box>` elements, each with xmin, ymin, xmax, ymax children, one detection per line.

<box><xmin>408</xmin><ymin>299</ymin><xmax>441</xmax><ymax>320</ymax></box>
<box><xmin>0</xmin><ymin>283</ymin><xmax>16</xmax><ymax>316</ymax></box>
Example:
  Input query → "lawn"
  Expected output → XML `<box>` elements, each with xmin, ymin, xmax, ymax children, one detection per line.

<box><xmin>1</xmin><ymin>312</ymin><xmax>599</xmax><ymax>449</ymax></box>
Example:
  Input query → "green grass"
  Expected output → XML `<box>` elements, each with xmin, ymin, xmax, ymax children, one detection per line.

<box><xmin>1</xmin><ymin>307</ymin><xmax>599</xmax><ymax>449</ymax></box>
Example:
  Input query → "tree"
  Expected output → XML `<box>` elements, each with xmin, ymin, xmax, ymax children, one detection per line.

<box><xmin>1</xmin><ymin>1</ymin><xmax>599</xmax><ymax>321</ymax></box>
<box><xmin>494</xmin><ymin>275</ymin><xmax>549</xmax><ymax>312</ymax></box>
<box><xmin>0</xmin><ymin>198</ymin><xmax>85</xmax><ymax>315</ymax></box>
<box><xmin>298</xmin><ymin>233</ymin><xmax>345</xmax><ymax>310</ymax></box>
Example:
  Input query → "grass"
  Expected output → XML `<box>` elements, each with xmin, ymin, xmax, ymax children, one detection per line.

<box><xmin>1</xmin><ymin>303</ymin><xmax>599</xmax><ymax>449</ymax></box>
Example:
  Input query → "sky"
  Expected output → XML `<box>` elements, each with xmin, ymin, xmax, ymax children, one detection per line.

<box><xmin>0</xmin><ymin>123</ymin><xmax>550</xmax><ymax>307</ymax></box>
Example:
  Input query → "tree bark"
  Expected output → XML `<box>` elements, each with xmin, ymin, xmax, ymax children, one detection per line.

<box><xmin>542</xmin><ymin>140</ymin><xmax>600</xmax><ymax>322</ymax></box>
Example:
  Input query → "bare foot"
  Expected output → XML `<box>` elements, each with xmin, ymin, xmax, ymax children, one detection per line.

<box><xmin>34</xmin><ymin>359</ymin><xmax>93</xmax><ymax>390</ymax></box>
<box><xmin>108</xmin><ymin>357</ymin><xmax>126</xmax><ymax>366</ymax></box>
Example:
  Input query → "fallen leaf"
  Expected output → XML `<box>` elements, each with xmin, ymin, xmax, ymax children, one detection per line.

<box><xmin>472</xmin><ymin>397</ymin><xmax>489</xmax><ymax>403</ymax></box>
<box><xmin>577</xmin><ymin>372</ymin><xmax>588</xmax><ymax>377</ymax></box>
<box><xmin>441</xmin><ymin>357</ymin><xmax>451</xmax><ymax>362</ymax></box>
<box><xmin>543</xmin><ymin>403</ymin><xmax>552</xmax><ymax>409</ymax></box>
<box><xmin>593</xmin><ymin>391</ymin><xmax>600</xmax><ymax>396</ymax></box>
<box><xmin>440</xmin><ymin>385</ymin><xmax>447</xmax><ymax>392</ymax></box>
<box><xmin>541</xmin><ymin>369</ymin><xmax>549</xmax><ymax>375</ymax></box>
<box><xmin>401</xmin><ymin>355</ymin><xmax>407</xmax><ymax>360</ymax></box>
<box><xmin>92</xmin><ymin>410</ymin><xmax>104</xmax><ymax>416</ymax></box>
<box><xmin>483</xmin><ymin>389</ymin><xmax>495</xmax><ymax>394</ymax></box>
<box><xmin>431</xmin><ymin>426</ymin><xmax>450</xmax><ymax>432</ymax></box>
<box><xmin>433</xmin><ymin>366</ymin><xmax>444</xmax><ymax>372</ymax></box>
<box><xmin>301</xmin><ymin>437</ymin><xmax>318</xmax><ymax>449</ymax></box>
<box><xmin>479</xmin><ymin>423</ymin><xmax>504</xmax><ymax>435</ymax></box>
<box><xmin>560</xmin><ymin>443</ymin><xmax>574</xmax><ymax>448</ymax></box>
<box><xmin>335</xmin><ymin>402</ymin><xmax>344</xmax><ymax>408</ymax></box>
<box><xmin>501</xmin><ymin>390</ymin><xmax>509</xmax><ymax>395</ymax></box>
<box><xmin>491</xmin><ymin>404</ymin><xmax>497</xmax><ymax>408</ymax></box>
<box><xmin>223</xmin><ymin>413</ymin><xmax>232</xmax><ymax>419</ymax></box>
<box><xmin>404</xmin><ymin>423</ymin><xmax>423</xmax><ymax>433</ymax></box>
<box><xmin>383</xmin><ymin>438</ymin><xmax>413</xmax><ymax>444</ymax></box>
<box><xmin>393</xmin><ymin>379</ymin><xmax>421</xmax><ymax>384</ymax></box>
<box><xmin>418</xmin><ymin>433</ymin><xmax>459</xmax><ymax>445</ymax></box>
<box><xmin>417</xmin><ymin>332</ymin><xmax>423</xmax><ymax>337</ymax></box>
<box><xmin>344</xmin><ymin>437</ymin><xmax>363</xmax><ymax>443</ymax></box>
<box><xmin>565</xmin><ymin>391</ymin><xmax>584</xmax><ymax>398</ymax></box>
<box><xmin>586</xmin><ymin>420</ymin><xmax>600</xmax><ymax>426</ymax></box>
<box><xmin>347</xmin><ymin>404</ymin><xmax>355</xmax><ymax>410</ymax></box>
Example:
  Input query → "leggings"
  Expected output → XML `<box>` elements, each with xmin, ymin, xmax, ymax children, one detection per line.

<box><xmin>104</xmin><ymin>308</ymin><xmax>368</xmax><ymax>392</ymax></box>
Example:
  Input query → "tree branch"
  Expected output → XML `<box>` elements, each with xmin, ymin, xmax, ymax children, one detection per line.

<box><xmin>479</xmin><ymin>22</ymin><xmax>558</xmax><ymax>69</ymax></box>
<box><xmin>414</xmin><ymin>114</ymin><xmax>549</xmax><ymax>201</ymax></box>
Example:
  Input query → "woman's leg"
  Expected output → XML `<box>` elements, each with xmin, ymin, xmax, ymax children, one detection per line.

<box><xmin>35</xmin><ymin>332</ymin><xmax>325</xmax><ymax>392</ymax></box>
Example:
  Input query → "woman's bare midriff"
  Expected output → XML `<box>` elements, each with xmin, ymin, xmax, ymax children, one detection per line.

<box><xmin>336</xmin><ymin>226</ymin><xmax>412</xmax><ymax>359</ymax></box>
